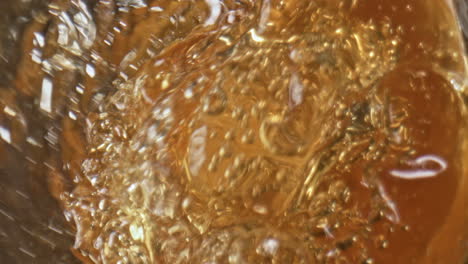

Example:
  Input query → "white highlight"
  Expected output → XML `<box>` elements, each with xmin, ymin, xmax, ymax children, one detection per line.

<box><xmin>262</xmin><ymin>238</ymin><xmax>279</xmax><ymax>256</ymax></box>
<box><xmin>249</xmin><ymin>29</ymin><xmax>265</xmax><ymax>43</ymax></box>
<box><xmin>184</xmin><ymin>88</ymin><xmax>193</xmax><ymax>99</ymax></box>
<box><xmin>31</xmin><ymin>49</ymin><xmax>42</xmax><ymax>64</ymax></box>
<box><xmin>4</xmin><ymin>106</ymin><xmax>16</xmax><ymax>117</ymax></box>
<box><xmin>227</xmin><ymin>12</ymin><xmax>235</xmax><ymax>23</ymax></box>
<box><xmin>57</xmin><ymin>23</ymin><xmax>69</xmax><ymax>46</ymax></box>
<box><xmin>289</xmin><ymin>73</ymin><xmax>303</xmax><ymax>107</ymax></box>
<box><xmin>129</xmin><ymin>224</ymin><xmax>144</xmax><ymax>241</ymax></box>
<box><xmin>0</xmin><ymin>126</ymin><xmax>11</xmax><ymax>144</ymax></box>
<box><xmin>40</xmin><ymin>77</ymin><xmax>53</xmax><ymax>113</ymax></box>
<box><xmin>154</xmin><ymin>59</ymin><xmax>165</xmax><ymax>66</ymax></box>
<box><xmin>189</xmin><ymin>126</ymin><xmax>207</xmax><ymax>176</ymax></box>
<box><xmin>377</xmin><ymin>182</ymin><xmax>400</xmax><ymax>223</ymax></box>
<box><xmin>150</xmin><ymin>6</ymin><xmax>163</xmax><ymax>12</ymax></box>
<box><xmin>86</xmin><ymin>64</ymin><xmax>96</xmax><ymax>78</ymax></box>
<box><xmin>75</xmin><ymin>85</ymin><xmax>84</xmax><ymax>94</ymax></box>
<box><xmin>390</xmin><ymin>154</ymin><xmax>447</xmax><ymax>180</ymax></box>
<box><xmin>26</xmin><ymin>137</ymin><xmax>42</xmax><ymax>147</ymax></box>
<box><xmin>33</xmin><ymin>32</ymin><xmax>45</xmax><ymax>47</ymax></box>
<box><xmin>68</xmin><ymin>111</ymin><xmax>77</xmax><ymax>120</ymax></box>
<box><xmin>204</xmin><ymin>0</ymin><xmax>221</xmax><ymax>26</ymax></box>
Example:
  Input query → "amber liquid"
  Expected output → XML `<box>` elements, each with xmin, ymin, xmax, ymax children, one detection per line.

<box><xmin>1</xmin><ymin>0</ymin><xmax>467</xmax><ymax>263</ymax></box>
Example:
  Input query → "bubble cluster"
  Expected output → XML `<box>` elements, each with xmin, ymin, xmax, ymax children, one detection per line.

<box><xmin>66</xmin><ymin>2</ymin><xmax>404</xmax><ymax>261</ymax></box>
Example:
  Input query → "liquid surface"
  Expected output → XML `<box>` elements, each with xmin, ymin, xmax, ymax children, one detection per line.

<box><xmin>1</xmin><ymin>0</ymin><xmax>467</xmax><ymax>263</ymax></box>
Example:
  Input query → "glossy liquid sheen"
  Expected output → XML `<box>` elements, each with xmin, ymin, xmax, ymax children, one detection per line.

<box><xmin>2</xmin><ymin>0</ymin><xmax>467</xmax><ymax>263</ymax></box>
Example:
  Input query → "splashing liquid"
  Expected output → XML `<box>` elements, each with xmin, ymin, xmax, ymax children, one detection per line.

<box><xmin>1</xmin><ymin>0</ymin><xmax>467</xmax><ymax>263</ymax></box>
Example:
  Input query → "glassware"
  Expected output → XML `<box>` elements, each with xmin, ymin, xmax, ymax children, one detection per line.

<box><xmin>0</xmin><ymin>0</ymin><xmax>466</xmax><ymax>263</ymax></box>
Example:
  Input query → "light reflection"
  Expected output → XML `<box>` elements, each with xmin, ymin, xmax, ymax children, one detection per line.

<box><xmin>68</xmin><ymin>111</ymin><xmax>77</xmax><ymax>120</ymax></box>
<box><xmin>85</xmin><ymin>64</ymin><xmax>96</xmax><ymax>78</ymax></box>
<box><xmin>289</xmin><ymin>73</ymin><xmax>304</xmax><ymax>107</ymax></box>
<box><xmin>57</xmin><ymin>23</ymin><xmax>69</xmax><ymax>46</ymax></box>
<box><xmin>40</xmin><ymin>77</ymin><xmax>53</xmax><ymax>113</ymax></box>
<box><xmin>125</xmin><ymin>0</ymin><xmax>148</xmax><ymax>8</ymax></box>
<box><xmin>33</xmin><ymin>32</ymin><xmax>45</xmax><ymax>47</ymax></box>
<box><xmin>258</xmin><ymin>0</ymin><xmax>271</xmax><ymax>33</ymax></box>
<box><xmin>249</xmin><ymin>28</ymin><xmax>266</xmax><ymax>42</ymax></box>
<box><xmin>204</xmin><ymin>0</ymin><xmax>221</xmax><ymax>26</ymax></box>
<box><xmin>262</xmin><ymin>238</ymin><xmax>279</xmax><ymax>256</ymax></box>
<box><xmin>447</xmin><ymin>72</ymin><xmax>467</xmax><ymax>92</ymax></box>
<box><xmin>184</xmin><ymin>88</ymin><xmax>194</xmax><ymax>99</ymax></box>
<box><xmin>129</xmin><ymin>224</ymin><xmax>144</xmax><ymax>241</ymax></box>
<box><xmin>188</xmin><ymin>126</ymin><xmax>207</xmax><ymax>176</ymax></box>
<box><xmin>31</xmin><ymin>49</ymin><xmax>42</xmax><ymax>64</ymax></box>
<box><xmin>150</xmin><ymin>6</ymin><xmax>163</xmax><ymax>12</ymax></box>
<box><xmin>390</xmin><ymin>154</ymin><xmax>448</xmax><ymax>180</ymax></box>
<box><xmin>377</xmin><ymin>182</ymin><xmax>401</xmax><ymax>223</ymax></box>
<box><xmin>0</xmin><ymin>126</ymin><xmax>11</xmax><ymax>144</ymax></box>
<box><xmin>4</xmin><ymin>106</ymin><xmax>16</xmax><ymax>117</ymax></box>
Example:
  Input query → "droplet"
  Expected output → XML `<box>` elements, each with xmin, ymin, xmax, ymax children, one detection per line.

<box><xmin>202</xmin><ymin>88</ymin><xmax>227</xmax><ymax>115</ymax></box>
<box><xmin>219</xmin><ymin>143</ymin><xmax>232</xmax><ymax>158</ymax></box>
<box><xmin>240</xmin><ymin>129</ymin><xmax>254</xmax><ymax>144</ymax></box>
<box><xmin>259</xmin><ymin>115</ymin><xmax>304</xmax><ymax>155</ymax></box>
